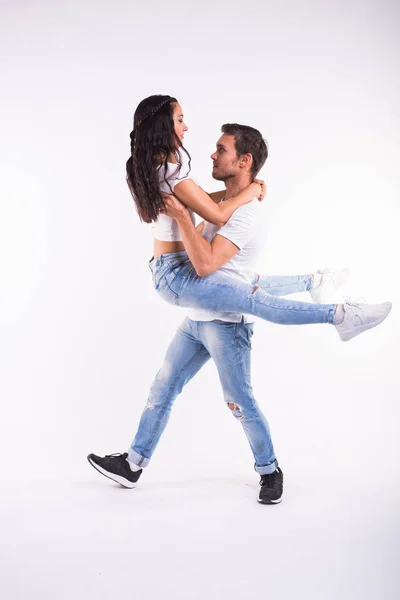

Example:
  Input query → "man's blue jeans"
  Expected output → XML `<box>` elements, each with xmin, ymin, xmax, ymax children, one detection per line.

<box><xmin>128</xmin><ymin>267</ymin><xmax>319</xmax><ymax>474</ymax></box>
<box><xmin>128</xmin><ymin>316</ymin><xmax>280</xmax><ymax>475</ymax></box>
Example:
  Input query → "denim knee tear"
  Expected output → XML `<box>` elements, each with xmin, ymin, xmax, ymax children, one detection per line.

<box><xmin>144</xmin><ymin>400</ymin><xmax>155</xmax><ymax>411</ymax></box>
<box><xmin>228</xmin><ymin>402</ymin><xmax>244</xmax><ymax>420</ymax></box>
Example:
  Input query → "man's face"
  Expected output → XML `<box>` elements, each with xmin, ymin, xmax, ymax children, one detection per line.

<box><xmin>211</xmin><ymin>134</ymin><xmax>240</xmax><ymax>181</ymax></box>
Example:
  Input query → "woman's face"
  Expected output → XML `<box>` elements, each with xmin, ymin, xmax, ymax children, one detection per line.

<box><xmin>172</xmin><ymin>103</ymin><xmax>188</xmax><ymax>144</ymax></box>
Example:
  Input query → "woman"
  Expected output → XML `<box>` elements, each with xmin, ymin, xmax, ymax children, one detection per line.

<box><xmin>126</xmin><ymin>94</ymin><xmax>391</xmax><ymax>341</ymax></box>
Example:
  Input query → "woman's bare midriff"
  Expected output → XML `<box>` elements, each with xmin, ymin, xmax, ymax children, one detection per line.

<box><xmin>153</xmin><ymin>238</ymin><xmax>185</xmax><ymax>257</ymax></box>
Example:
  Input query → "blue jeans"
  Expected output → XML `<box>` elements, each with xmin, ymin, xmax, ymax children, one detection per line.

<box><xmin>150</xmin><ymin>251</ymin><xmax>335</xmax><ymax>325</ymax></box>
<box><xmin>128</xmin><ymin>317</ymin><xmax>279</xmax><ymax>475</ymax></box>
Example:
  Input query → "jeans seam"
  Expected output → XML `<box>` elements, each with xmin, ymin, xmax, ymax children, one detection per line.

<box><xmin>156</xmin><ymin>262</ymin><xmax>191</xmax><ymax>303</ymax></box>
<box><xmin>143</xmin><ymin>354</ymin><xmax>198</xmax><ymax>454</ymax></box>
<box><xmin>153</xmin><ymin>272</ymin><xmax>180</xmax><ymax>304</ymax></box>
<box><xmin>164</xmin><ymin>279</ymin><xmax>180</xmax><ymax>304</ymax></box>
<box><xmin>228</xmin><ymin>330</ymin><xmax>259</xmax><ymax>421</ymax></box>
<box><xmin>252</xmin><ymin>289</ymin><xmax>334</xmax><ymax>314</ymax></box>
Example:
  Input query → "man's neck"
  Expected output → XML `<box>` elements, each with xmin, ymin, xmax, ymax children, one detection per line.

<box><xmin>224</xmin><ymin>174</ymin><xmax>252</xmax><ymax>200</ymax></box>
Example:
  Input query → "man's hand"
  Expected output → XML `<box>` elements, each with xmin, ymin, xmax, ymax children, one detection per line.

<box><xmin>253</xmin><ymin>179</ymin><xmax>266</xmax><ymax>201</ymax></box>
<box><xmin>160</xmin><ymin>193</ymin><xmax>189</xmax><ymax>220</ymax></box>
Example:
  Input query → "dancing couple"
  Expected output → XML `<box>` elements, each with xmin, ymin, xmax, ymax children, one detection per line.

<box><xmin>87</xmin><ymin>95</ymin><xmax>391</xmax><ymax>504</ymax></box>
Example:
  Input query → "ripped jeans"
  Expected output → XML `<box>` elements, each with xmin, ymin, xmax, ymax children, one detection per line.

<box><xmin>128</xmin><ymin>259</ymin><xmax>326</xmax><ymax>474</ymax></box>
<box><xmin>128</xmin><ymin>317</ymin><xmax>279</xmax><ymax>475</ymax></box>
<box><xmin>127</xmin><ymin>252</ymin><xmax>335</xmax><ymax>473</ymax></box>
<box><xmin>150</xmin><ymin>251</ymin><xmax>335</xmax><ymax>325</ymax></box>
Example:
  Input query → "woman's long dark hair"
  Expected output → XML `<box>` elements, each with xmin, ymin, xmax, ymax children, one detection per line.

<box><xmin>126</xmin><ymin>94</ymin><xmax>191</xmax><ymax>223</ymax></box>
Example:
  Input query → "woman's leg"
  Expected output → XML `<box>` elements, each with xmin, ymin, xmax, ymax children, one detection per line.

<box><xmin>256</xmin><ymin>268</ymin><xmax>352</xmax><ymax>305</ymax></box>
<box><xmin>151</xmin><ymin>254</ymin><xmax>391</xmax><ymax>340</ymax></box>
<box><xmin>156</xmin><ymin>259</ymin><xmax>335</xmax><ymax>325</ymax></box>
<box><xmin>252</xmin><ymin>273</ymin><xmax>314</xmax><ymax>297</ymax></box>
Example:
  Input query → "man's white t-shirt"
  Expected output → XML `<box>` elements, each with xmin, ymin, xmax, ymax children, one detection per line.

<box><xmin>187</xmin><ymin>198</ymin><xmax>266</xmax><ymax>324</ymax></box>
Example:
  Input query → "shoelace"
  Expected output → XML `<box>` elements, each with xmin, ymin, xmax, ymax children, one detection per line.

<box><xmin>342</xmin><ymin>296</ymin><xmax>365</xmax><ymax>315</ymax></box>
<box><xmin>260</xmin><ymin>470</ymin><xmax>278</xmax><ymax>488</ymax></box>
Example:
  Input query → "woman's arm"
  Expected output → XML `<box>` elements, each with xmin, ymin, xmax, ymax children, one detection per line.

<box><xmin>173</xmin><ymin>179</ymin><xmax>262</xmax><ymax>227</ymax></box>
<box><xmin>207</xmin><ymin>191</ymin><xmax>226</xmax><ymax>204</ymax></box>
<box><xmin>196</xmin><ymin>221</ymin><xmax>206</xmax><ymax>235</ymax></box>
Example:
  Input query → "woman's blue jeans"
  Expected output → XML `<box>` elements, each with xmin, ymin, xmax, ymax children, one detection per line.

<box><xmin>150</xmin><ymin>251</ymin><xmax>335</xmax><ymax>325</ymax></box>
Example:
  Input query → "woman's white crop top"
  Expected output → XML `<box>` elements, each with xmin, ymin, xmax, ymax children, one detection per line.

<box><xmin>152</xmin><ymin>150</ymin><xmax>196</xmax><ymax>242</ymax></box>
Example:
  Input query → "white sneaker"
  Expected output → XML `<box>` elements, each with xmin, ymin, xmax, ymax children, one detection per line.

<box><xmin>310</xmin><ymin>268</ymin><xmax>350</xmax><ymax>303</ymax></box>
<box><xmin>335</xmin><ymin>299</ymin><xmax>392</xmax><ymax>342</ymax></box>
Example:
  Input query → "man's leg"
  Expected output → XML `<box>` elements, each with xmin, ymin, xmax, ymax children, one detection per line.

<box><xmin>128</xmin><ymin>317</ymin><xmax>210</xmax><ymax>467</ymax></box>
<box><xmin>198</xmin><ymin>319</ymin><xmax>283</xmax><ymax>503</ymax></box>
<box><xmin>87</xmin><ymin>318</ymin><xmax>210</xmax><ymax>487</ymax></box>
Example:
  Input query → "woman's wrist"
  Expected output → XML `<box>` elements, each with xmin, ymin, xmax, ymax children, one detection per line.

<box><xmin>250</xmin><ymin>181</ymin><xmax>261</xmax><ymax>195</ymax></box>
<box><xmin>175</xmin><ymin>208</ymin><xmax>192</xmax><ymax>224</ymax></box>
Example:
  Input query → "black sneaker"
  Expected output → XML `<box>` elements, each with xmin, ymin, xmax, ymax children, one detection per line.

<box><xmin>87</xmin><ymin>452</ymin><xmax>142</xmax><ymax>488</ymax></box>
<box><xmin>258</xmin><ymin>467</ymin><xmax>283</xmax><ymax>504</ymax></box>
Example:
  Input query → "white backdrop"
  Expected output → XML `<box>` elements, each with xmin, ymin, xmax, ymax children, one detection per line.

<box><xmin>1</xmin><ymin>1</ymin><xmax>399</xmax><ymax>598</ymax></box>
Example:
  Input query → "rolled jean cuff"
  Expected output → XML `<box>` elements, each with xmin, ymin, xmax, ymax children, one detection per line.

<box><xmin>127</xmin><ymin>449</ymin><xmax>150</xmax><ymax>468</ymax></box>
<box><xmin>254</xmin><ymin>459</ymin><xmax>279</xmax><ymax>475</ymax></box>
<box><xmin>305</xmin><ymin>274</ymin><xmax>314</xmax><ymax>291</ymax></box>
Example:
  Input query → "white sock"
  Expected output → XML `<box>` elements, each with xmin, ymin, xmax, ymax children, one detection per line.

<box><xmin>313</xmin><ymin>272</ymin><xmax>323</xmax><ymax>288</ymax></box>
<box><xmin>333</xmin><ymin>304</ymin><xmax>345</xmax><ymax>325</ymax></box>
<box><xmin>126</xmin><ymin>458</ymin><xmax>142</xmax><ymax>472</ymax></box>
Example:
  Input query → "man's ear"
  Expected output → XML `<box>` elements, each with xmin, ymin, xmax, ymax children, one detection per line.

<box><xmin>239</xmin><ymin>153</ymin><xmax>253</xmax><ymax>170</ymax></box>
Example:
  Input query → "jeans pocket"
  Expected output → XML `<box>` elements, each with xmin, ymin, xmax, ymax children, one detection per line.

<box><xmin>246</xmin><ymin>322</ymin><xmax>254</xmax><ymax>347</ymax></box>
<box><xmin>214</xmin><ymin>320</ymin><xmax>237</xmax><ymax>329</ymax></box>
<box><xmin>154</xmin><ymin>269</ymin><xmax>180</xmax><ymax>305</ymax></box>
<box><xmin>235</xmin><ymin>321</ymin><xmax>253</xmax><ymax>349</ymax></box>
<box><xmin>152</xmin><ymin>264</ymin><xmax>168</xmax><ymax>290</ymax></box>
<box><xmin>165</xmin><ymin>256</ymin><xmax>188</xmax><ymax>271</ymax></box>
<box><xmin>246</xmin><ymin>322</ymin><xmax>254</xmax><ymax>337</ymax></box>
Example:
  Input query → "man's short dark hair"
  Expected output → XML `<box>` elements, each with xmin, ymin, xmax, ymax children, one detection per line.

<box><xmin>221</xmin><ymin>123</ymin><xmax>268</xmax><ymax>178</ymax></box>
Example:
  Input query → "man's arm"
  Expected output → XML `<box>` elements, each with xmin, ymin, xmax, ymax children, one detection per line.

<box><xmin>161</xmin><ymin>196</ymin><xmax>239</xmax><ymax>276</ymax></box>
<box><xmin>178</xmin><ymin>212</ymin><xmax>239</xmax><ymax>276</ymax></box>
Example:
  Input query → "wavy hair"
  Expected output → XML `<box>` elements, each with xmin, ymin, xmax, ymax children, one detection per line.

<box><xmin>221</xmin><ymin>123</ymin><xmax>268</xmax><ymax>178</ymax></box>
<box><xmin>126</xmin><ymin>94</ymin><xmax>191</xmax><ymax>223</ymax></box>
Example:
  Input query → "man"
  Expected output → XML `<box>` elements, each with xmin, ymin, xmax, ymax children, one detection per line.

<box><xmin>88</xmin><ymin>123</ymin><xmax>344</xmax><ymax>504</ymax></box>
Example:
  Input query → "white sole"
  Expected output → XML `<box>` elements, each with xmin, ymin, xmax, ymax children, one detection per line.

<box><xmin>88</xmin><ymin>457</ymin><xmax>138</xmax><ymax>489</ymax></box>
<box><xmin>257</xmin><ymin>497</ymin><xmax>282</xmax><ymax>504</ymax></box>
<box><xmin>338</xmin><ymin>304</ymin><xmax>392</xmax><ymax>342</ymax></box>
